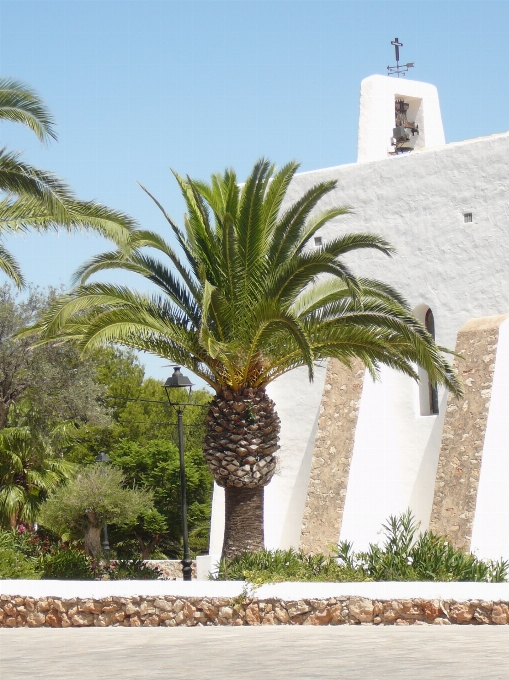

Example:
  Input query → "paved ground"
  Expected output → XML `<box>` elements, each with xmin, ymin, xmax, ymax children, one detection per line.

<box><xmin>2</xmin><ymin>626</ymin><xmax>509</xmax><ymax>679</ymax></box>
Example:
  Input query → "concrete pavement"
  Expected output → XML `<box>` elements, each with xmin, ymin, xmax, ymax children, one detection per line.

<box><xmin>1</xmin><ymin>626</ymin><xmax>509</xmax><ymax>679</ymax></box>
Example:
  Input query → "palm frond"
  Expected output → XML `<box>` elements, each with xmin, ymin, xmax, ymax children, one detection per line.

<box><xmin>268</xmin><ymin>180</ymin><xmax>337</xmax><ymax>272</ymax></box>
<box><xmin>0</xmin><ymin>195</ymin><xmax>136</xmax><ymax>247</ymax></box>
<box><xmin>0</xmin><ymin>149</ymin><xmax>74</xmax><ymax>220</ymax></box>
<box><xmin>25</xmin><ymin>157</ymin><xmax>462</xmax><ymax>400</ymax></box>
<box><xmin>0</xmin><ymin>241</ymin><xmax>24</xmax><ymax>287</ymax></box>
<box><xmin>0</xmin><ymin>77</ymin><xmax>57</xmax><ymax>142</ymax></box>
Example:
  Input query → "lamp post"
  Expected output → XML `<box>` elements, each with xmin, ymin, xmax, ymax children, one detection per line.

<box><xmin>95</xmin><ymin>451</ymin><xmax>111</xmax><ymax>559</ymax></box>
<box><xmin>164</xmin><ymin>366</ymin><xmax>193</xmax><ymax>582</ymax></box>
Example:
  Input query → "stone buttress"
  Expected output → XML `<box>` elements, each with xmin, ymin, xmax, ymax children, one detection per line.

<box><xmin>429</xmin><ymin>315</ymin><xmax>509</xmax><ymax>550</ymax></box>
<box><xmin>299</xmin><ymin>359</ymin><xmax>364</xmax><ymax>554</ymax></box>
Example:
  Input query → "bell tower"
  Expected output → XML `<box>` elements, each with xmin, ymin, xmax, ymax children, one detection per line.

<box><xmin>357</xmin><ymin>75</ymin><xmax>445</xmax><ymax>163</ymax></box>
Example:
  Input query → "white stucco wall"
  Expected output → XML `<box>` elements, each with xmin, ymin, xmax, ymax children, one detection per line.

<box><xmin>209</xmin><ymin>79</ymin><xmax>509</xmax><ymax>556</ymax></box>
<box><xmin>339</xmin><ymin>368</ymin><xmax>447</xmax><ymax>550</ymax></box>
<box><xmin>265</xmin><ymin>364</ymin><xmax>328</xmax><ymax>549</ymax></box>
<box><xmin>4</xmin><ymin>579</ymin><xmax>509</xmax><ymax>602</ymax></box>
<box><xmin>283</xmin><ymin>131</ymin><xmax>509</xmax><ymax>550</ymax></box>
<box><xmin>470</xmin><ymin>317</ymin><xmax>509</xmax><ymax>560</ymax></box>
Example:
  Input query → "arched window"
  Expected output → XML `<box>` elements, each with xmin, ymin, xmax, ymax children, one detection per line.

<box><xmin>413</xmin><ymin>304</ymin><xmax>440</xmax><ymax>416</ymax></box>
<box><xmin>425</xmin><ymin>309</ymin><xmax>439</xmax><ymax>415</ymax></box>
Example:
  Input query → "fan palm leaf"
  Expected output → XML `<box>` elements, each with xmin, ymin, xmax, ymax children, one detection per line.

<box><xmin>0</xmin><ymin>425</ymin><xmax>75</xmax><ymax>527</ymax></box>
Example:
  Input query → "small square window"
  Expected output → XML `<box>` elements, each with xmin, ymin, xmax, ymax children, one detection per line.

<box><xmin>314</xmin><ymin>236</ymin><xmax>323</xmax><ymax>247</ymax></box>
<box><xmin>464</xmin><ymin>213</ymin><xmax>473</xmax><ymax>223</ymax></box>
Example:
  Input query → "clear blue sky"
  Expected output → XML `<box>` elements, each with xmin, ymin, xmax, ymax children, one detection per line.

<box><xmin>0</xmin><ymin>0</ymin><xmax>507</xmax><ymax>381</ymax></box>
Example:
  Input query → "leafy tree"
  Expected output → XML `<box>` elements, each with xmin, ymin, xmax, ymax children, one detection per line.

<box><xmin>111</xmin><ymin>379</ymin><xmax>209</xmax><ymax>450</ymax></box>
<box><xmin>66</xmin><ymin>346</ymin><xmax>210</xmax><ymax>462</ymax></box>
<box><xmin>26</xmin><ymin>159</ymin><xmax>463</xmax><ymax>559</ymax></box>
<box><xmin>108</xmin><ymin>440</ymin><xmax>213</xmax><ymax>558</ymax></box>
<box><xmin>0</xmin><ymin>285</ymin><xmax>110</xmax><ymax>432</ymax></box>
<box><xmin>39</xmin><ymin>464</ymin><xmax>152</xmax><ymax>557</ymax></box>
<box><xmin>0</xmin><ymin>77</ymin><xmax>135</xmax><ymax>286</ymax></box>
<box><xmin>61</xmin><ymin>348</ymin><xmax>212</xmax><ymax>558</ymax></box>
<box><xmin>126</xmin><ymin>508</ymin><xmax>169</xmax><ymax>560</ymax></box>
<box><xmin>0</xmin><ymin>425</ymin><xmax>75</xmax><ymax>528</ymax></box>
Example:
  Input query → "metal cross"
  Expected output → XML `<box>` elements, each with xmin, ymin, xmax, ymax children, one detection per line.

<box><xmin>391</xmin><ymin>37</ymin><xmax>403</xmax><ymax>64</ymax></box>
<box><xmin>387</xmin><ymin>38</ymin><xmax>414</xmax><ymax>78</ymax></box>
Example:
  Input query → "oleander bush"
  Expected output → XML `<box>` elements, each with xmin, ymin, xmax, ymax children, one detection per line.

<box><xmin>0</xmin><ymin>528</ymin><xmax>161</xmax><ymax>579</ymax></box>
<box><xmin>216</xmin><ymin>511</ymin><xmax>509</xmax><ymax>584</ymax></box>
<box><xmin>215</xmin><ymin>547</ymin><xmax>363</xmax><ymax>584</ymax></box>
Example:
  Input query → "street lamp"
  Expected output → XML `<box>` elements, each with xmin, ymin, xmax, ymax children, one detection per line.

<box><xmin>95</xmin><ymin>451</ymin><xmax>111</xmax><ymax>558</ymax></box>
<box><xmin>164</xmin><ymin>366</ymin><xmax>193</xmax><ymax>581</ymax></box>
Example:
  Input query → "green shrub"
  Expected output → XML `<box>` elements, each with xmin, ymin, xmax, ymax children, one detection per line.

<box><xmin>216</xmin><ymin>548</ymin><xmax>363</xmax><ymax>584</ymax></box>
<box><xmin>217</xmin><ymin>511</ymin><xmax>509</xmax><ymax>584</ymax></box>
<box><xmin>346</xmin><ymin>511</ymin><xmax>508</xmax><ymax>583</ymax></box>
<box><xmin>40</xmin><ymin>548</ymin><xmax>93</xmax><ymax>580</ymax></box>
<box><xmin>108</xmin><ymin>559</ymin><xmax>159</xmax><ymax>580</ymax></box>
<box><xmin>0</xmin><ymin>547</ymin><xmax>40</xmax><ymax>579</ymax></box>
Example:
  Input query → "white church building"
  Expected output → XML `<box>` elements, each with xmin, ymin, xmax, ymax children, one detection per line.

<box><xmin>207</xmin><ymin>73</ymin><xmax>509</xmax><ymax>566</ymax></box>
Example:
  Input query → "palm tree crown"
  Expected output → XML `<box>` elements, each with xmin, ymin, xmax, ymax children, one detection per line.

<box><xmin>0</xmin><ymin>425</ymin><xmax>75</xmax><ymax>529</ymax></box>
<box><xmin>29</xmin><ymin>159</ymin><xmax>461</xmax><ymax>397</ymax></box>
<box><xmin>24</xmin><ymin>158</ymin><xmax>463</xmax><ymax>558</ymax></box>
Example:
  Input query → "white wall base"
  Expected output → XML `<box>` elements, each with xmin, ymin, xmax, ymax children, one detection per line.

<box><xmin>195</xmin><ymin>554</ymin><xmax>221</xmax><ymax>581</ymax></box>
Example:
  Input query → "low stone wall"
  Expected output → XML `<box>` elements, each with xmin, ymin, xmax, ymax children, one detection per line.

<box><xmin>2</xmin><ymin>581</ymin><xmax>509</xmax><ymax>627</ymax></box>
<box><xmin>144</xmin><ymin>560</ymin><xmax>197</xmax><ymax>580</ymax></box>
<box><xmin>2</xmin><ymin>594</ymin><xmax>509</xmax><ymax>627</ymax></box>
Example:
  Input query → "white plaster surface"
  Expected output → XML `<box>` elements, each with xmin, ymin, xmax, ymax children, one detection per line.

<box><xmin>265</xmin><ymin>364</ymin><xmax>327</xmax><ymax>549</ymax></box>
<box><xmin>208</xmin><ymin>78</ymin><xmax>509</xmax><ymax>557</ymax></box>
<box><xmin>195</xmin><ymin>554</ymin><xmax>221</xmax><ymax>580</ymax></box>
<box><xmin>339</xmin><ymin>367</ymin><xmax>446</xmax><ymax>550</ymax></box>
<box><xmin>2</xmin><ymin>579</ymin><xmax>509</xmax><ymax>603</ymax></box>
<box><xmin>283</xmin><ymin>129</ymin><xmax>509</xmax><ymax>553</ymax></box>
<box><xmin>470</xmin><ymin>317</ymin><xmax>509</xmax><ymax>560</ymax></box>
<box><xmin>208</xmin><ymin>484</ymin><xmax>225</xmax><ymax>555</ymax></box>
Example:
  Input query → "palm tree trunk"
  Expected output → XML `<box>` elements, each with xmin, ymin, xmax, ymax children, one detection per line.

<box><xmin>222</xmin><ymin>485</ymin><xmax>264</xmax><ymax>560</ymax></box>
<box><xmin>203</xmin><ymin>387</ymin><xmax>280</xmax><ymax>560</ymax></box>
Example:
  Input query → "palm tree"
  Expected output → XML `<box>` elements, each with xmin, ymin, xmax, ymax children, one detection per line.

<box><xmin>25</xmin><ymin>159</ymin><xmax>462</xmax><ymax>558</ymax></box>
<box><xmin>0</xmin><ymin>424</ymin><xmax>75</xmax><ymax>529</ymax></box>
<box><xmin>0</xmin><ymin>78</ymin><xmax>135</xmax><ymax>286</ymax></box>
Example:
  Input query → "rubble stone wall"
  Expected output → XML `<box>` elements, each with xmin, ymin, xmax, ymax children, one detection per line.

<box><xmin>430</xmin><ymin>315</ymin><xmax>509</xmax><ymax>550</ymax></box>
<box><xmin>2</xmin><ymin>594</ymin><xmax>509</xmax><ymax>627</ymax></box>
<box><xmin>300</xmin><ymin>359</ymin><xmax>364</xmax><ymax>554</ymax></box>
<box><xmin>144</xmin><ymin>560</ymin><xmax>197</xmax><ymax>580</ymax></box>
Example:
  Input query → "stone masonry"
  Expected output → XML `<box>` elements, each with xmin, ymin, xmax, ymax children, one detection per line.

<box><xmin>300</xmin><ymin>359</ymin><xmax>364</xmax><ymax>554</ymax></box>
<box><xmin>144</xmin><ymin>560</ymin><xmax>197</xmax><ymax>580</ymax></box>
<box><xmin>1</xmin><ymin>594</ymin><xmax>508</xmax><ymax>627</ymax></box>
<box><xmin>430</xmin><ymin>315</ymin><xmax>509</xmax><ymax>550</ymax></box>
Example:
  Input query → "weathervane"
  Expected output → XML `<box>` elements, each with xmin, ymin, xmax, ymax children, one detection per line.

<box><xmin>387</xmin><ymin>38</ymin><xmax>414</xmax><ymax>77</ymax></box>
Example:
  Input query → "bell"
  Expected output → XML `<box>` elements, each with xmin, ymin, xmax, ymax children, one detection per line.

<box><xmin>393</xmin><ymin>126</ymin><xmax>409</xmax><ymax>140</ymax></box>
